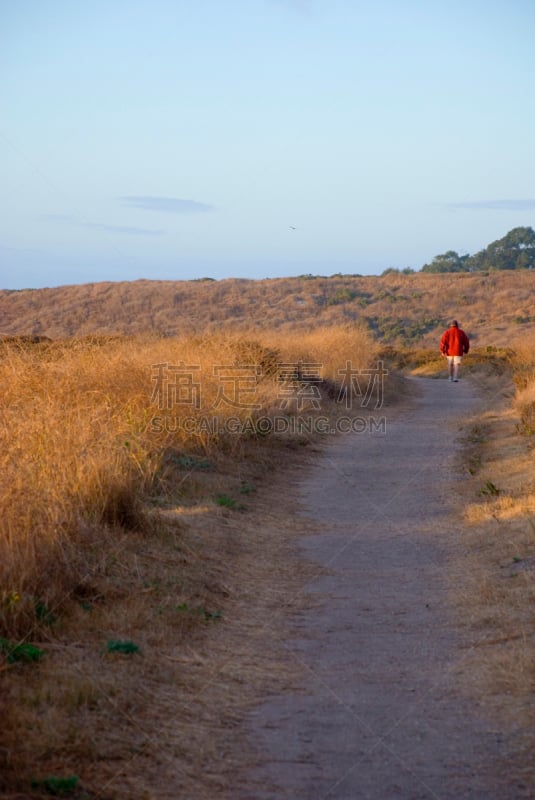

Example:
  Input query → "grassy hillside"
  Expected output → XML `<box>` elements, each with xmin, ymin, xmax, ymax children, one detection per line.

<box><xmin>1</xmin><ymin>270</ymin><xmax>535</xmax><ymax>346</ymax></box>
<box><xmin>2</xmin><ymin>311</ymin><xmax>535</xmax><ymax>794</ymax></box>
<box><xmin>0</xmin><ymin>325</ymin><xmax>379</xmax><ymax>795</ymax></box>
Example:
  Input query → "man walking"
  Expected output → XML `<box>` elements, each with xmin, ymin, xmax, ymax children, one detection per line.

<box><xmin>440</xmin><ymin>320</ymin><xmax>470</xmax><ymax>382</ymax></box>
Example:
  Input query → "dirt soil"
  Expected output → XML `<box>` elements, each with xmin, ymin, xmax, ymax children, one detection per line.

<box><xmin>238</xmin><ymin>377</ymin><xmax>531</xmax><ymax>800</ymax></box>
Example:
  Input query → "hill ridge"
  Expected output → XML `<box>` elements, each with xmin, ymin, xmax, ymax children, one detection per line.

<box><xmin>1</xmin><ymin>271</ymin><xmax>534</xmax><ymax>346</ymax></box>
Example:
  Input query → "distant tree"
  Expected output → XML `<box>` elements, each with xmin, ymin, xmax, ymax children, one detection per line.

<box><xmin>381</xmin><ymin>267</ymin><xmax>400</xmax><ymax>276</ymax></box>
<box><xmin>401</xmin><ymin>267</ymin><xmax>415</xmax><ymax>275</ymax></box>
<box><xmin>465</xmin><ymin>226</ymin><xmax>535</xmax><ymax>271</ymax></box>
<box><xmin>421</xmin><ymin>250</ymin><xmax>469</xmax><ymax>273</ymax></box>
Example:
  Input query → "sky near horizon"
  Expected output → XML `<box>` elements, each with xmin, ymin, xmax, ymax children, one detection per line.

<box><xmin>1</xmin><ymin>0</ymin><xmax>535</xmax><ymax>289</ymax></box>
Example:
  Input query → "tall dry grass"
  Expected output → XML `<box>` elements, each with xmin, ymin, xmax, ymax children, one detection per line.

<box><xmin>0</xmin><ymin>324</ymin><xmax>375</xmax><ymax>639</ymax></box>
<box><xmin>510</xmin><ymin>332</ymin><xmax>535</xmax><ymax>433</ymax></box>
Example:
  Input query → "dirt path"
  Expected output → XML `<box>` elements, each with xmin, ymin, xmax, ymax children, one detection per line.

<box><xmin>240</xmin><ymin>377</ymin><xmax>525</xmax><ymax>800</ymax></box>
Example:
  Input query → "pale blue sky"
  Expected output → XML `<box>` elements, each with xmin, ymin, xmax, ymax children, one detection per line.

<box><xmin>1</xmin><ymin>0</ymin><xmax>535</xmax><ymax>289</ymax></box>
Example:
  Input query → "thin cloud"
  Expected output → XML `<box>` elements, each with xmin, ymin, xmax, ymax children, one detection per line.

<box><xmin>121</xmin><ymin>196</ymin><xmax>215</xmax><ymax>214</ymax></box>
<box><xmin>84</xmin><ymin>222</ymin><xmax>163</xmax><ymax>236</ymax></box>
<box><xmin>450</xmin><ymin>199</ymin><xmax>535</xmax><ymax>211</ymax></box>
<box><xmin>42</xmin><ymin>214</ymin><xmax>77</xmax><ymax>223</ymax></box>
<box><xmin>268</xmin><ymin>0</ymin><xmax>314</xmax><ymax>13</ymax></box>
<box><xmin>42</xmin><ymin>214</ymin><xmax>163</xmax><ymax>236</ymax></box>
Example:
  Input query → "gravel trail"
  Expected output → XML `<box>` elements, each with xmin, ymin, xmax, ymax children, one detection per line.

<box><xmin>242</xmin><ymin>377</ymin><xmax>525</xmax><ymax>800</ymax></box>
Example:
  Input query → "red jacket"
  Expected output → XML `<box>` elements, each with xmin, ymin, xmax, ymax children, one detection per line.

<box><xmin>440</xmin><ymin>326</ymin><xmax>470</xmax><ymax>356</ymax></box>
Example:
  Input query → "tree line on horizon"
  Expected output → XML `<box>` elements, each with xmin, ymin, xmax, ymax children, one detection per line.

<box><xmin>383</xmin><ymin>226</ymin><xmax>535</xmax><ymax>275</ymax></box>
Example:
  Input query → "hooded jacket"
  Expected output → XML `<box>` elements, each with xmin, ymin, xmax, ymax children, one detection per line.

<box><xmin>440</xmin><ymin>325</ymin><xmax>470</xmax><ymax>357</ymax></box>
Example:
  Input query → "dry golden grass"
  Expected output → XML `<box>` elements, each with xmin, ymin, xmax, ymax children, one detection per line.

<box><xmin>0</xmin><ymin>323</ymin><xmax>378</xmax><ymax>797</ymax></box>
<box><xmin>0</xmin><ymin>324</ymin><xmax>374</xmax><ymax>635</ymax></box>
<box><xmin>510</xmin><ymin>332</ymin><xmax>535</xmax><ymax>435</ymax></box>
<box><xmin>6</xmin><ymin>316</ymin><xmax>535</xmax><ymax>795</ymax></box>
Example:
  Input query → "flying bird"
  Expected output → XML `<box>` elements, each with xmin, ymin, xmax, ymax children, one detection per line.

<box><xmin>289</xmin><ymin>225</ymin><xmax>297</xmax><ymax>230</ymax></box>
